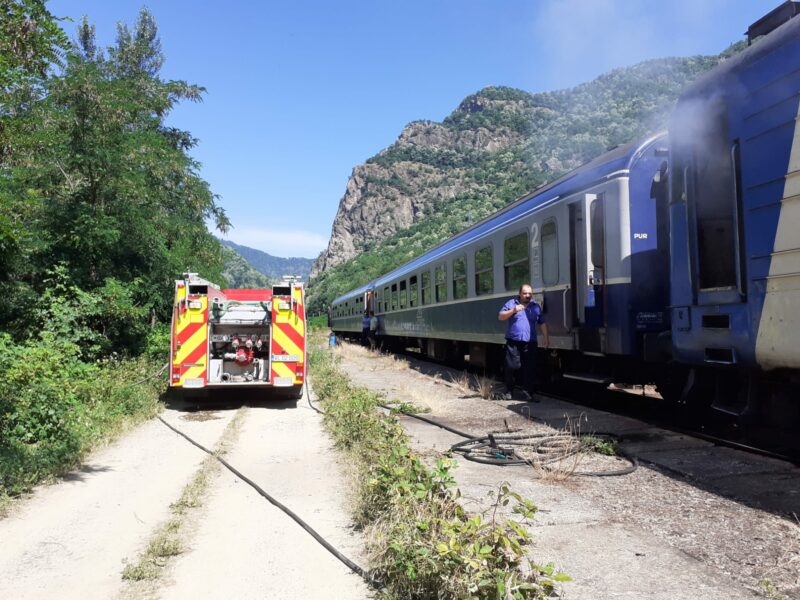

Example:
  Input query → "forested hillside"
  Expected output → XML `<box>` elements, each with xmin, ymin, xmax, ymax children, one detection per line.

<box><xmin>0</xmin><ymin>4</ymin><xmax>227</xmax><ymax>500</ymax></box>
<box><xmin>221</xmin><ymin>245</ymin><xmax>273</xmax><ymax>288</ymax></box>
<box><xmin>220</xmin><ymin>239</ymin><xmax>313</xmax><ymax>282</ymax></box>
<box><xmin>308</xmin><ymin>43</ymin><xmax>745</xmax><ymax>312</ymax></box>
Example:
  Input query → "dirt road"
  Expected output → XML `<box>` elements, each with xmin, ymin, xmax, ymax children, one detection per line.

<box><xmin>0</xmin><ymin>395</ymin><xmax>371</xmax><ymax>600</ymax></box>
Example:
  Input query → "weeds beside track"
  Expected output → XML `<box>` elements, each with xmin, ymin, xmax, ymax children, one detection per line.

<box><xmin>310</xmin><ymin>346</ymin><xmax>568</xmax><ymax>600</ymax></box>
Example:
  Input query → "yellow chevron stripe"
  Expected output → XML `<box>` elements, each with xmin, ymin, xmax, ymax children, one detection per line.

<box><xmin>175</xmin><ymin>325</ymin><xmax>208</xmax><ymax>364</ymax></box>
<box><xmin>272</xmin><ymin>288</ymin><xmax>305</xmax><ymax>339</ymax></box>
<box><xmin>284</xmin><ymin>313</ymin><xmax>304</xmax><ymax>339</ymax></box>
<box><xmin>272</xmin><ymin>326</ymin><xmax>303</xmax><ymax>362</ymax></box>
<box><xmin>272</xmin><ymin>361</ymin><xmax>296</xmax><ymax>381</ymax></box>
<box><xmin>183</xmin><ymin>364</ymin><xmax>206</xmax><ymax>381</ymax></box>
<box><xmin>175</xmin><ymin>308</ymin><xmax>189</xmax><ymax>331</ymax></box>
<box><xmin>175</xmin><ymin>297</ymin><xmax>207</xmax><ymax>332</ymax></box>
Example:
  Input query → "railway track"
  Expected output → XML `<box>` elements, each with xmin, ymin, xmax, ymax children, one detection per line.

<box><xmin>383</xmin><ymin>344</ymin><xmax>800</xmax><ymax>468</ymax></box>
<box><xmin>544</xmin><ymin>383</ymin><xmax>800</xmax><ymax>466</ymax></box>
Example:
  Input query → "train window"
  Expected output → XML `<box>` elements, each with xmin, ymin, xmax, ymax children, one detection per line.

<box><xmin>504</xmin><ymin>232</ymin><xmax>529</xmax><ymax>291</ymax></box>
<box><xmin>435</xmin><ymin>264</ymin><xmax>448</xmax><ymax>302</ymax></box>
<box><xmin>475</xmin><ymin>246</ymin><xmax>493</xmax><ymax>296</ymax></box>
<box><xmin>421</xmin><ymin>271</ymin><xmax>431</xmax><ymax>305</ymax></box>
<box><xmin>691</xmin><ymin>100</ymin><xmax>739</xmax><ymax>290</ymax></box>
<box><xmin>399</xmin><ymin>280</ymin><xmax>407</xmax><ymax>309</ymax></box>
<box><xmin>453</xmin><ymin>255</ymin><xmax>467</xmax><ymax>300</ymax></box>
<box><xmin>409</xmin><ymin>276</ymin><xmax>418</xmax><ymax>307</ymax></box>
<box><xmin>542</xmin><ymin>220</ymin><xmax>559</xmax><ymax>286</ymax></box>
<box><xmin>391</xmin><ymin>283</ymin><xmax>398</xmax><ymax>311</ymax></box>
<box><xmin>383</xmin><ymin>287</ymin><xmax>390</xmax><ymax>312</ymax></box>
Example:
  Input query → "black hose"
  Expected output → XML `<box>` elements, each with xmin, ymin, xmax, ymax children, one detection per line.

<box><xmin>377</xmin><ymin>403</ymin><xmax>472</xmax><ymax>438</ymax></box>
<box><xmin>380</xmin><ymin>403</ymin><xmax>637</xmax><ymax>477</ymax></box>
<box><xmin>305</xmin><ymin>371</ymin><xmax>324</xmax><ymax>415</ymax></box>
<box><xmin>450</xmin><ymin>431</ymin><xmax>638</xmax><ymax>476</ymax></box>
<box><xmin>157</xmin><ymin>415</ymin><xmax>380</xmax><ymax>590</ymax></box>
<box><xmin>127</xmin><ymin>362</ymin><xmax>169</xmax><ymax>387</ymax></box>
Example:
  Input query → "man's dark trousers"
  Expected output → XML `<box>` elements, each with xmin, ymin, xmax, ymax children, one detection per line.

<box><xmin>504</xmin><ymin>339</ymin><xmax>537</xmax><ymax>393</ymax></box>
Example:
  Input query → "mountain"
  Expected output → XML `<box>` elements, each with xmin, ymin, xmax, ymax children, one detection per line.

<box><xmin>221</xmin><ymin>245</ymin><xmax>274</xmax><ymax>288</ymax></box>
<box><xmin>219</xmin><ymin>239</ymin><xmax>313</xmax><ymax>282</ymax></box>
<box><xmin>307</xmin><ymin>43</ymin><xmax>745</xmax><ymax>312</ymax></box>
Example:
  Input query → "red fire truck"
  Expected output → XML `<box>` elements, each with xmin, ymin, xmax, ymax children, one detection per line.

<box><xmin>169</xmin><ymin>273</ymin><xmax>306</xmax><ymax>398</ymax></box>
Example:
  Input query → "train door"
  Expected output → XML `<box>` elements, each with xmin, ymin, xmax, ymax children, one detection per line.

<box><xmin>569</xmin><ymin>193</ymin><xmax>605</xmax><ymax>352</ymax></box>
<box><xmin>364</xmin><ymin>289</ymin><xmax>374</xmax><ymax>314</ymax></box>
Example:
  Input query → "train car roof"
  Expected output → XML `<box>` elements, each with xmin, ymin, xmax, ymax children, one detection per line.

<box><xmin>677</xmin><ymin>6</ymin><xmax>800</xmax><ymax>103</ymax></box>
<box><xmin>329</xmin><ymin>131</ymin><xmax>666</xmax><ymax>304</ymax></box>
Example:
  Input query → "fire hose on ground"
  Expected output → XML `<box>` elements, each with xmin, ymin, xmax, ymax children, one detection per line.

<box><xmin>140</xmin><ymin>362</ymin><xmax>382</xmax><ymax>590</ymax></box>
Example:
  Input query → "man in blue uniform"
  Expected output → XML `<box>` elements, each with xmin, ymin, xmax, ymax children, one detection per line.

<box><xmin>498</xmin><ymin>284</ymin><xmax>549</xmax><ymax>400</ymax></box>
<box><xmin>362</xmin><ymin>312</ymin><xmax>371</xmax><ymax>346</ymax></box>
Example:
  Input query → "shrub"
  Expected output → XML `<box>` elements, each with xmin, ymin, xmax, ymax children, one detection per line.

<box><xmin>0</xmin><ymin>333</ymin><xmax>163</xmax><ymax>496</ymax></box>
<box><xmin>309</xmin><ymin>347</ymin><xmax>568</xmax><ymax>599</ymax></box>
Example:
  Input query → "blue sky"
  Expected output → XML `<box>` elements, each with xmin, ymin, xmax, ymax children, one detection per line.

<box><xmin>50</xmin><ymin>0</ymin><xmax>778</xmax><ymax>258</ymax></box>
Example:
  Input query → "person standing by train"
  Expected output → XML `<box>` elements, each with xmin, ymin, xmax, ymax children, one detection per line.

<box><xmin>498</xmin><ymin>284</ymin><xmax>549</xmax><ymax>400</ymax></box>
<box><xmin>361</xmin><ymin>312</ymin><xmax>371</xmax><ymax>346</ymax></box>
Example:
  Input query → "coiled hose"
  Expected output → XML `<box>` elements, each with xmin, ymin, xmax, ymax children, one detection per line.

<box><xmin>379</xmin><ymin>403</ymin><xmax>637</xmax><ymax>477</ymax></box>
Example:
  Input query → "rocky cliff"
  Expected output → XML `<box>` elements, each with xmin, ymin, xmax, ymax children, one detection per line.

<box><xmin>310</xmin><ymin>97</ymin><xmax>531</xmax><ymax>278</ymax></box>
<box><xmin>309</xmin><ymin>47</ymin><xmax>744</xmax><ymax>308</ymax></box>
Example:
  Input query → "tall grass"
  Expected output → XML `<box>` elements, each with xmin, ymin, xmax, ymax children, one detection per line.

<box><xmin>309</xmin><ymin>347</ymin><xmax>568</xmax><ymax>599</ymax></box>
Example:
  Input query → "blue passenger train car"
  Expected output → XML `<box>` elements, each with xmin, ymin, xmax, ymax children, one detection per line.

<box><xmin>331</xmin><ymin>2</ymin><xmax>800</xmax><ymax>425</ymax></box>
<box><xmin>666</xmin><ymin>2</ymin><xmax>800</xmax><ymax>416</ymax></box>
<box><xmin>332</xmin><ymin>133</ymin><xmax>672</xmax><ymax>384</ymax></box>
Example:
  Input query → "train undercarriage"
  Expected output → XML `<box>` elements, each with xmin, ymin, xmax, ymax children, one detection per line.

<box><xmin>341</xmin><ymin>331</ymin><xmax>799</xmax><ymax>446</ymax></box>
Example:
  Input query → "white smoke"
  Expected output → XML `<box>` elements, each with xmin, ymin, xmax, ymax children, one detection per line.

<box><xmin>531</xmin><ymin>0</ymin><xmax>732</xmax><ymax>90</ymax></box>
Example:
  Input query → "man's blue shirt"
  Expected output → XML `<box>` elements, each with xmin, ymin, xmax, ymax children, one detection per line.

<box><xmin>500</xmin><ymin>298</ymin><xmax>544</xmax><ymax>342</ymax></box>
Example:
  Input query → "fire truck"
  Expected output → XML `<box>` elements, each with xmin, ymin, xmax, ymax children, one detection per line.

<box><xmin>169</xmin><ymin>273</ymin><xmax>306</xmax><ymax>398</ymax></box>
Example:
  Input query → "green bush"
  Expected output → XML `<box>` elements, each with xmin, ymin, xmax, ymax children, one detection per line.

<box><xmin>309</xmin><ymin>348</ymin><xmax>568</xmax><ymax>599</ymax></box>
<box><xmin>0</xmin><ymin>333</ymin><xmax>163</xmax><ymax>496</ymax></box>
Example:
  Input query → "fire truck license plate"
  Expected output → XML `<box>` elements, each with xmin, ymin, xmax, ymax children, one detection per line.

<box><xmin>272</xmin><ymin>355</ymin><xmax>299</xmax><ymax>362</ymax></box>
<box><xmin>273</xmin><ymin>377</ymin><xmax>293</xmax><ymax>387</ymax></box>
<box><xmin>183</xmin><ymin>378</ymin><xmax>204</xmax><ymax>388</ymax></box>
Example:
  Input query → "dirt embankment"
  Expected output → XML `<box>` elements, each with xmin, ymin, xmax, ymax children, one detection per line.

<box><xmin>335</xmin><ymin>342</ymin><xmax>799</xmax><ymax>600</ymax></box>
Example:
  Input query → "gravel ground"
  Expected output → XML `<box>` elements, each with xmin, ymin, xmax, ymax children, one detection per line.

<box><xmin>0</xmin><ymin>396</ymin><xmax>372</xmax><ymax>600</ymax></box>
<box><xmin>335</xmin><ymin>342</ymin><xmax>800</xmax><ymax>599</ymax></box>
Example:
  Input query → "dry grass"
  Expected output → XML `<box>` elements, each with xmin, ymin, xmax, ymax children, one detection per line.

<box><xmin>759</xmin><ymin>514</ymin><xmax>800</xmax><ymax>599</ymax></box>
<box><xmin>386</xmin><ymin>355</ymin><xmax>411</xmax><ymax>371</ymax></box>
<box><xmin>337</xmin><ymin>341</ymin><xmax>374</xmax><ymax>359</ymax></box>
<box><xmin>450</xmin><ymin>371</ymin><xmax>473</xmax><ymax>396</ymax></box>
<box><xmin>0</xmin><ymin>493</ymin><xmax>11</xmax><ymax>519</ymax></box>
<box><xmin>528</xmin><ymin>435</ymin><xmax>584</xmax><ymax>481</ymax></box>
<box><xmin>392</xmin><ymin>383</ymin><xmax>434</xmax><ymax>414</ymax></box>
<box><xmin>513</xmin><ymin>415</ymin><xmax>589</xmax><ymax>482</ymax></box>
<box><xmin>474</xmin><ymin>374</ymin><xmax>496</xmax><ymax>400</ymax></box>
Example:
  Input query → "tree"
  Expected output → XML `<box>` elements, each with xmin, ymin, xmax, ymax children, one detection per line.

<box><xmin>1</xmin><ymin>8</ymin><xmax>228</xmax><ymax>352</ymax></box>
<box><xmin>0</xmin><ymin>0</ymin><xmax>66</xmax><ymax>94</ymax></box>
